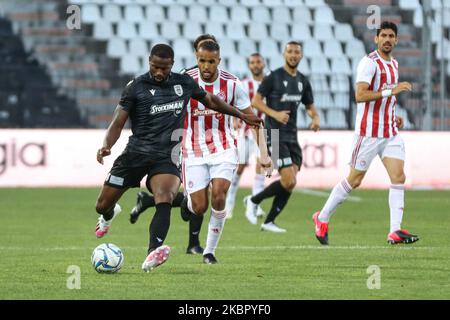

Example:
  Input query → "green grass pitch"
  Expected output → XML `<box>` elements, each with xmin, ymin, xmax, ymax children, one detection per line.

<box><xmin>0</xmin><ymin>188</ymin><xmax>449</xmax><ymax>299</ymax></box>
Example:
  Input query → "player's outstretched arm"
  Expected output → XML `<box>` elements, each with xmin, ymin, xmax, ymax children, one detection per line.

<box><xmin>355</xmin><ymin>82</ymin><xmax>412</xmax><ymax>103</ymax></box>
<box><xmin>199</xmin><ymin>93</ymin><xmax>262</xmax><ymax>127</ymax></box>
<box><xmin>252</xmin><ymin>93</ymin><xmax>290</xmax><ymax>125</ymax></box>
<box><xmin>305</xmin><ymin>104</ymin><xmax>320</xmax><ymax>132</ymax></box>
<box><xmin>97</xmin><ymin>105</ymin><xmax>129</xmax><ymax>164</ymax></box>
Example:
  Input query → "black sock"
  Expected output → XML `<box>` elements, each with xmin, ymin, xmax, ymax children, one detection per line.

<box><xmin>172</xmin><ymin>192</ymin><xmax>185</xmax><ymax>207</ymax></box>
<box><xmin>188</xmin><ymin>213</ymin><xmax>204</xmax><ymax>248</ymax></box>
<box><xmin>102</xmin><ymin>206</ymin><xmax>115</xmax><ymax>221</ymax></box>
<box><xmin>264</xmin><ymin>186</ymin><xmax>292</xmax><ymax>224</ymax></box>
<box><xmin>140</xmin><ymin>192</ymin><xmax>155</xmax><ymax>210</ymax></box>
<box><xmin>251</xmin><ymin>180</ymin><xmax>285</xmax><ymax>205</ymax></box>
<box><xmin>148</xmin><ymin>203</ymin><xmax>171</xmax><ymax>254</ymax></box>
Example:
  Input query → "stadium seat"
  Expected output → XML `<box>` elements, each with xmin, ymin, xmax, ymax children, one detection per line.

<box><xmin>293</xmin><ymin>7</ymin><xmax>313</xmax><ymax>24</ymax></box>
<box><xmin>106</xmin><ymin>37</ymin><xmax>127</xmax><ymax>58</ymax></box>
<box><xmin>345</xmin><ymin>40</ymin><xmax>366</xmax><ymax>60</ymax></box>
<box><xmin>292</xmin><ymin>23</ymin><xmax>312</xmax><ymax>42</ymax></box>
<box><xmin>284</xmin><ymin>0</ymin><xmax>305</xmax><ymax>7</ymax></box>
<box><xmin>155</xmin><ymin>0</ymin><xmax>176</xmax><ymax>5</ymax></box>
<box><xmin>304</xmin><ymin>0</ymin><xmax>325</xmax><ymax>8</ymax></box>
<box><xmin>313</xmin><ymin>24</ymin><xmax>334</xmax><ymax>41</ymax></box>
<box><xmin>270</xmin><ymin>23</ymin><xmax>290</xmax><ymax>42</ymax></box>
<box><xmin>209</xmin><ymin>6</ymin><xmax>229</xmax><ymax>23</ymax></box>
<box><xmin>227</xmin><ymin>55</ymin><xmax>248</xmax><ymax>76</ymax></box>
<box><xmin>327</xmin><ymin>109</ymin><xmax>347</xmax><ymax>128</ymax></box>
<box><xmin>121</xmin><ymin>55</ymin><xmax>141</xmax><ymax>74</ymax></box>
<box><xmin>144</xmin><ymin>5</ymin><xmax>165</xmax><ymax>23</ymax></box>
<box><xmin>413</xmin><ymin>7</ymin><xmax>423</xmax><ymax>27</ymax></box>
<box><xmin>124</xmin><ymin>5</ymin><xmax>145</xmax><ymax>23</ymax></box>
<box><xmin>259</xmin><ymin>38</ymin><xmax>279</xmax><ymax>58</ymax></box>
<box><xmin>323</xmin><ymin>39</ymin><xmax>344</xmax><ymax>58</ymax></box>
<box><xmin>330</xmin><ymin>74</ymin><xmax>350</xmax><ymax>93</ymax></box>
<box><xmin>184</xmin><ymin>56</ymin><xmax>197</xmax><ymax>69</ymax></box>
<box><xmin>93</xmin><ymin>21</ymin><xmax>113</xmax><ymax>40</ymax></box>
<box><xmin>81</xmin><ymin>4</ymin><xmax>101</xmax><ymax>23</ymax></box>
<box><xmin>399</xmin><ymin>0</ymin><xmax>420</xmax><ymax>10</ymax></box>
<box><xmin>160</xmin><ymin>21</ymin><xmax>181</xmax><ymax>40</ymax></box>
<box><xmin>219</xmin><ymin>38</ymin><xmax>236</xmax><ymax>59</ymax></box>
<box><xmin>182</xmin><ymin>22</ymin><xmax>202</xmax><ymax>41</ymax></box>
<box><xmin>167</xmin><ymin>6</ymin><xmax>187</xmax><ymax>23</ymax></box>
<box><xmin>267</xmin><ymin>54</ymin><xmax>284</xmax><ymax>70</ymax></box>
<box><xmin>240</xmin><ymin>0</ymin><xmax>261</xmax><ymax>7</ymax></box>
<box><xmin>102</xmin><ymin>4</ymin><xmax>122</xmax><ymax>22</ymax></box>
<box><xmin>314</xmin><ymin>6</ymin><xmax>335</xmax><ymax>25</ymax></box>
<box><xmin>237</xmin><ymin>39</ymin><xmax>257</xmax><ymax>56</ymax></box>
<box><xmin>334</xmin><ymin>23</ymin><xmax>354</xmax><ymax>42</ymax></box>
<box><xmin>272</xmin><ymin>6</ymin><xmax>291</xmax><ymax>23</ymax></box>
<box><xmin>138</xmin><ymin>21</ymin><xmax>158</xmax><ymax>40</ymax></box>
<box><xmin>298</xmin><ymin>58</ymin><xmax>311</xmax><ymax>76</ymax></box>
<box><xmin>188</xmin><ymin>5</ymin><xmax>208</xmax><ymax>21</ymax></box>
<box><xmin>302</xmin><ymin>39</ymin><xmax>323</xmax><ymax>58</ymax></box>
<box><xmin>204</xmin><ymin>23</ymin><xmax>226</xmax><ymax>40</ymax></box>
<box><xmin>129</xmin><ymin>38</ymin><xmax>149</xmax><ymax>57</ymax></box>
<box><xmin>248</xmin><ymin>22</ymin><xmax>269</xmax><ymax>41</ymax></box>
<box><xmin>262</xmin><ymin>0</ymin><xmax>283</xmax><ymax>7</ymax></box>
<box><xmin>217</xmin><ymin>0</ymin><xmax>238</xmax><ymax>6</ymax></box>
<box><xmin>230</xmin><ymin>6</ymin><xmax>251</xmax><ymax>23</ymax></box>
<box><xmin>334</xmin><ymin>93</ymin><xmax>350</xmax><ymax>109</ymax></box>
<box><xmin>331</xmin><ymin>57</ymin><xmax>352</xmax><ymax>75</ymax></box>
<box><xmin>310</xmin><ymin>56</ymin><xmax>330</xmax><ymax>75</ymax></box>
<box><xmin>198</xmin><ymin>0</ymin><xmax>218</xmax><ymax>5</ymax></box>
<box><xmin>251</xmin><ymin>7</ymin><xmax>271</xmax><ymax>24</ymax></box>
<box><xmin>226</xmin><ymin>22</ymin><xmax>246</xmax><ymax>40</ymax></box>
<box><xmin>117</xmin><ymin>21</ymin><xmax>138</xmax><ymax>39</ymax></box>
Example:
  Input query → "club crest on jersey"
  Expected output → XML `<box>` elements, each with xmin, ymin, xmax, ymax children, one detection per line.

<box><xmin>174</xmin><ymin>85</ymin><xmax>183</xmax><ymax>96</ymax></box>
<box><xmin>216</xmin><ymin>91</ymin><xmax>226</xmax><ymax>101</ymax></box>
<box><xmin>298</xmin><ymin>82</ymin><xmax>303</xmax><ymax>92</ymax></box>
<box><xmin>283</xmin><ymin>81</ymin><xmax>288</xmax><ymax>87</ymax></box>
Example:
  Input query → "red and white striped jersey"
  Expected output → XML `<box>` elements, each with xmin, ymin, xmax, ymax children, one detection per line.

<box><xmin>240</xmin><ymin>77</ymin><xmax>263</xmax><ymax>137</ymax></box>
<box><xmin>182</xmin><ymin>68</ymin><xmax>250</xmax><ymax>159</ymax></box>
<box><xmin>355</xmin><ymin>50</ymin><xmax>399</xmax><ymax>138</ymax></box>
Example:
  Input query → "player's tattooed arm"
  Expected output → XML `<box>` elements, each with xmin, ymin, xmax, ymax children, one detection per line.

<box><xmin>252</xmin><ymin>93</ymin><xmax>290</xmax><ymax>125</ymax></box>
<box><xmin>199</xmin><ymin>93</ymin><xmax>262</xmax><ymax>127</ymax></box>
<box><xmin>305</xmin><ymin>104</ymin><xmax>320</xmax><ymax>132</ymax></box>
<box><xmin>97</xmin><ymin>105</ymin><xmax>129</xmax><ymax>164</ymax></box>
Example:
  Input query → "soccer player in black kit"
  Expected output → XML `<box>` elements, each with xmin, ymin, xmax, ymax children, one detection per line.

<box><xmin>94</xmin><ymin>44</ymin><xmax>261</xmax><ymax>272</ymax></box>
<box><xmin>129</xmin><ymin>34</ymin><xmax>219</xmax><ymax>255</ymax></box>
<box><xmin>244</xmin><ymin>41</ymin><xmax>321</xmax><ymax>233</ymax></box>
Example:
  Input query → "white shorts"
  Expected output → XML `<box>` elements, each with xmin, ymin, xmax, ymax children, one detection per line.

<box><xmin>349</xmin><ymin>134</ymin><xmax>405</xmax><ymax>171</ymax></box>
<box><xmin>182</xmin><ymin>149</ymin><xmax>238</xmax><ymax>194</ymax></box>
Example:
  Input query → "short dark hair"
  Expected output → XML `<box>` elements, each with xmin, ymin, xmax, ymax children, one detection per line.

<box><xmin>247</xmin><ymin>52</ymin><xmax>264</xmax><ymax>64</ymax></box>
<box><xmin>377</xmin><ymin>21</ymin><xmax>398</xmax><ymax>36</ymax></box>
<box><xmin>197</xmin><ymin>40</ymin><xmax>220</xmax><ymax>53</ymax></box>
<box><xmin>193</xmin><ymin>34</ymin><xmax>217</xmax><ymax>51</ymax></box>
<box><xmin>150</xmin><ymin>43</ymin><xmax>174</xmax><ymax>60</ymax></box>
<box><xmin>286</xmin><ymin>41</ymin><xmax>302</xmax><ymax>48</ymax></box>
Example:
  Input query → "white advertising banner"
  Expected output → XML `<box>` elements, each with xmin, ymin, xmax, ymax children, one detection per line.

<box><xmin>0</xmin><ymin>129</ymin><xmax>449</xmax><ymax>189</ymax></box>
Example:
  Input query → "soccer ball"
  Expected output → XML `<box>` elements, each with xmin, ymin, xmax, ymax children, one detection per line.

<box><xmin>91</xmin><ymin>243</ymin><xmax>124</xmax><ymax>273</ymax></box>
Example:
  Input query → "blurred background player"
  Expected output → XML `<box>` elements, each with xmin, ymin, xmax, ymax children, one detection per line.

<box><xmin>312</xmin><ymin>21</ymin><xmax>419</xmax><ymax>246</ymax></box>
<box><xmin>180</xmin><ymin>41</ymin><xmax>272</xmax><ymax>264</ymax></box>
<box><xmin>225</xmin><ymin>53</ymin><xmax>267</xmax><ymax>222</ymax></box>
<box><xmin>129</xmin><ymin>34</ymin><xmax>218</xmax><ymax>255</ymax></box>
<box><xmin>245</xmin><ymin>41</ymin><xmax>320</xmax><ymax>233</ymax></box>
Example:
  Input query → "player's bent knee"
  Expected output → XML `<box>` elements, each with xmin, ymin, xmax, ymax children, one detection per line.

<box><xmin>192</xmin><ymin>201</ymin><xmax>208</xmax><ymax>215</ymax></box>
<box><xmin>153</xmin><ymin>190</ymin><xmax>176</xmax><ymax>204</ymax></box>
<box><xmin>392</xmin><ymin>173</ymin><xmax>406</xmax><ymax>184</ymax></box>
<box><xmin>95</xmin><ymin>200</ymin><xmax>110</xmax><ymax>215</ymax></box>
<box><xmin>281</xmin><ymin>178</ymin><xmax>296</xmax><ymax>191</ymax></box>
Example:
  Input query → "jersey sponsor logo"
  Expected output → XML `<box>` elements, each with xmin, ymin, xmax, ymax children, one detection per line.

<box><xmin>280</xmin><ymin>94</ymin><xmax>302</xmax><ymax>102</ymax></box>
<box><xmin>298</xmin><ymin>82</ymin><xmax>303</xmax><ymax>92</ymax></box>
<box><xmin>216</xmin><ymin>91</ymin><xmax>226</xmax><ymax>101</ymax></box>
<box><xmin>149</xmin><ymin>89</ymin><xmax>156</xmax><ymax>95</ymax></box>
<box><xmin>150</xmin><ymin>100</ymin><xmax>184</xmax><ymax>115</ymax></box>
<box><xmin>174</xmin><ymin>84</ymin><xmax>183</xmax><ymax>96</ymax></box>
<box><xmin>192</xmin><ymin>108</ymin><xmax>219</xmax><ymax>117</ymax></box>
<box><xmin>381</xmin><ymin>83</ymin><xmax>396</xmax><ymax>90</ymax></box>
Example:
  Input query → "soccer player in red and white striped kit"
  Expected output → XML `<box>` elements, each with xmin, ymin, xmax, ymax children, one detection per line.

<box><xmin>313</xmin><ymin>21</ymin><xmax>419</xmax><ymax>245</ymax></box>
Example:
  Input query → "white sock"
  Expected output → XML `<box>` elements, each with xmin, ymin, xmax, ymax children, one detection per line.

<box><xmin>252</xmin><ymin>173</ymin><xmax>265</xmax><ymax>196</ymax></box>
<box><xmin>204</xmin><ymin>207</ymin><xmax>227</xmax><ymax>256</ymax></box>
<box><xmin>389</xmin><ymin>184</ymin><xmax>404</xmax><ymax>233</ymax></box>
<box><xmin>226</xmin><ymin>173</ymin><xmax>241</xmax><ymax>205</ymax></box>
<box><xmin>319</xmin><ymin>179</ymin><xmax>352</xmax><ymax>222</ymax></box>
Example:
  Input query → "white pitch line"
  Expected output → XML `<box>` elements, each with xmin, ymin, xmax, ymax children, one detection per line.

<box><xmin>0</xmin><ymin>245</ymin><xmax>437</xmax><ymax>251</ymax></box>
<box><xmin>295</xmin><ymin>188</ymin><xmax>362</xmax><ymax>202</ymax></box>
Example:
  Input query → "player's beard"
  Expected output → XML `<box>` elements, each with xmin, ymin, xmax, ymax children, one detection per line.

<box><xmin>286</xmin><ymin>61</ymin><xmax>299</xmax><ymax>69</ymax></box>
<box><xmin>381</xmin><ymin>42</ymin><xmax>393</xmax><ymax>55</ymax></box>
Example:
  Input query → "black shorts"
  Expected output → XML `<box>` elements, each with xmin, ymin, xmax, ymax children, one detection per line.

<box><xmin>268</xmin><ymin>141</ymin><xmax>303</xmax><ymax>171</ymax></box>
<box><xmin>104</xmin><ymin>152</ymin><xmax>181</xmax><ymax>189</ymax></box>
